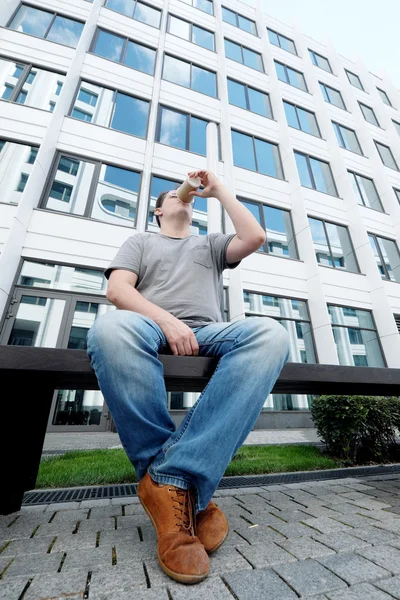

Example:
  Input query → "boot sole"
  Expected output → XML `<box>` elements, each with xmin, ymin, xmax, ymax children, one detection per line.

<box><xmin>138</xmin><ymin>492</ymin><xmax>209</xmax><ymax>584</ymax></box>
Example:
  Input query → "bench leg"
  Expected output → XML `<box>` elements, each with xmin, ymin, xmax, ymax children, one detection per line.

<box><xmin>2</xmin><ymin>380</ymin><xmax>55</xmax><ymax>515</ymax></box>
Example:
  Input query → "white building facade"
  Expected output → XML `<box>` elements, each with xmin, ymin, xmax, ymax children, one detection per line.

<box><xmin>1</xmin><ymin>0</ymin><xmax>400</xmax><ymax>432</ymax></box>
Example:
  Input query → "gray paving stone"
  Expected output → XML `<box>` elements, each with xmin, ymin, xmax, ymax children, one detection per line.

<box><xmin>277</xmin><ymin>537</ymin><xmax>336</xmax><ymax>560</ymax></box>
<box><xmin>375</xmin><ymin>576</ymin><xmax>400</xmax><ymax>598</ymax></box>
<box><xmin>89</xmin><ymin>563</ymin><xmax>147</xmax><ymax>595</ymax></box>
<box><xmin>329</xmin><ymin>513</ymin><xmax>380</xmax><ymax>528</ymax></box>
<box><xmin>356</xmin><ymin>545</ymin><xmax>400</xmax><ymax>575</ymax></box>
<box><xmin>45</xmin><ymin>501</ymin><xmax>81</xmax><ymax>511</ymax></box>
<box><xmin>329</xmin><ymin>503</ymin><xmax>368</xmax><ymax>515</ymax></box>
<box><xmin>116</xmin><ymin>514</ymin><xmax>146</xmax><ymax>529</ymax></box>
<box><xmin>235</xmin><ymin>541</ymin><xmax>297</xmax><ymax>568</ymax></box>
<box><xmin>296</xmin><ymin>506</ymin><xmax>341</xmax><ymax>519</ymax></box>
<box><xmin>234</xmin><ymin>523</ymin><xmax>286</xmax><ymax>544</ymax></box>
<box><xmin>301</xmin><ymin>516</ymin><xmax>352</xmax><ymax>534</ymax></box>
<box><xmin>89</xmin><ymin>505</ymin><xmax>124</xmax><ymax>518</ymax></box>
<box><xmin>207</xmin><ymin>545</ymin><xmax>253</xmax><ymax>574</ymax></box>
<box><xmin>75</xmin><ymin>517</ymin><xmax>116</xmax><ymax>533</ymax></box>
<box><xmin>80</xmin><ymin>499</ymin><xmax>112</xmax><ymax>508</ymax></box>
<box><xmin>115</xmin><ymin>540</ymin><xmax>155</xmax><ymax>561</ymax></box>
<box><xmin>52</xmin><ymin>531</ymin><xmax>97</xmax><ymax>552</ymax></box>
<box><xmin>4</xmin><ymin>552</ymin><xmax>64</xmax><ymax>578</ymax></box>
<box><xmin>99</xmin><ymin>528</ymin><xmax>141</xmax><ymax>546</ymax></box>
<box><xmin>124</xmin><ymin>504</ymin><xmax>146</xmax><ymax>516</ymax></box>
<box><xmin>358</xmin><ymin>509</ymin><xmax>400</xmax><ymax>521</ymax></box>
<box><xmin>273</xmin><ymin>559</ymin><xmax>348</xmax><ymax>596</ymax></box>
<box><xmin>102</xmin><ymin>590</ymin><xmax>169</xmax><ymax>600</ymax></box>
<box><xmin>23</xmin><ymin>568</ymin><xmax>88</xmax><ymax>600</ymax></box>
<box><xmin>347</xmin><ymin>499</ymin><xmax>392</xmax><ymax>511</ymax></box>
<box><xmin>0</xmin><ymin>555</ymin><xmax>13</xmax><ymax>576</ymax></box>
<box><xmin>269</xmin><ymin>522</ymin><xmax>317</xmax><ymax>539</ymax></box>
<box><xmin>170</xmin><ymin>576</ymin><xmax>235</xmax><ymax>599</ymax></box>
<box><xmin>325</xmin><ymin>582</ymin><xmax>395</xmax><ymax>600</ymax></box>
<box><xmin>62</xmin><ymin>546</ymin><xmax>113</xmax><ymax>571</ymax></box>
<box><xmin>311</xmin><ymin>531</ymin><xmax>371</xmax><ymax>553</ymax></box>
<box><xmin>142</xmin><ymin>556</ymin><xmax>218</xmax><ymax>591</ymax></box>
<box><xmin>0</xmin><ymin>575</ymin><xmax>29</xmax><ymax>600</ymax></box>
<box><xmin>224</xmin><ymin>567</ymin><xmax>298</xmax><ymax>600</ymax></box>
<box><xmin>317</xmin><ymin>552</ymin><xmax>391</xmax><ymax>585</ymax></box>
<box><xmin>348</xmin><ymin>526</ymin><xmax>400</xmax><ymax>545</ymax></box>
<box><xmin>372</xmin><ymin>519</ymin><xmax>400</xmax><ymax>534</ymax></box>
<box><xmin>0</xmin><ymin>535</ymin><xmax>55</xmax><ymax>556</ymax></box>
<box><xmin>50</xmin><ymin>508</ymin><xmax>89</xmax><ymax>523</ymax></box>
<box><xmin>32</xmin><ymin>522</ymin><xmax>78</xmax><ymax>537</ymax></box>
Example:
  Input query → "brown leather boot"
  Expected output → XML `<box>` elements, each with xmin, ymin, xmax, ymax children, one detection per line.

<box><xmin>196</xmin><ymin>501</ymin><xmax>229</xmax><ymax>554</ymax></box>
<box><xmin>138</xmin><ymin>472</ymin><xmax>210</xmax><ymax>584</ymax></box>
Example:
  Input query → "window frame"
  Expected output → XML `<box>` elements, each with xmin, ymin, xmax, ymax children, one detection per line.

<box><xmin>231</xmin><ymin>128</ymin><xmax>285</xmax><ymax>180</ymax></box>
<box><xmin>0</xmin><ymin>54</ymin><xmax>66</xmax><ymax>110</ymax></box>
<box><xmin>224</xmin><ymin>38</ymin><xmax>265</xmax><ymax>72</ymax></box>
<box><xmin>243</xmin><ymin>289</ymin><xmax>318</xmax><ymax>363</ymax></box>
<box><xmin>348</xmin><ymin>170</ymin><xmax>384</xmax><ymax>213</ymax></box>
<box><xmin>221</xmin><ymin>6</ymin><xmax>258</xmax><ymax>36</ymax></box>
<box><xmin>327</xmin><ymin>302</ymin><xmax>387</xmax><ymax>368</ymax></box>
<box><xmin>368</xmin><ymin>232</ymin><xmax>400</xmax><ymax>282</ymax></box>
<box><xmin>308</xmin><ymin>215</ymin><xmax>361</xmax><ymax>273</ymax></box>
<box><xmin>227</xmin><ymin>77</ymin><xmax>274</xmax><ymax>119</ymax></box>
<box><xmin>332</xmin><ymin>121</ymin><xmax>364</xmax><ymax>155</ymax></box>
<box><xmin>103</xmin><ymin>0</ymin><xmax>162</xmax><ymax>29</ymax></box>
<box><xmin>374</xmin><ymin>140</ymin><xmax>399</xmax><ymax>171</ymax></box>
<box><xmin>377</xmin><ymin>87</ymin><xmax>392</xmax><ymax>107</ymax></box>
<box><xmin>358</xmin><ymin>101</ymin><xmax>380</xmax><ymax>127</ymax></box>
<box><xmin>275</xmin><ymin>60</ymin><xmax>308</xmax><ymax>92</ymax></box>
<box><xmin>345</xmin><ymin>69</ymin><xmax>364</xmax><ymax>91</ymax></box>
<box><xmin>294</xmin><ymin>150</ymin><xmax>339</xmax><ymax>197</ymax></box>
<box><xmin>68</xmin><ymin>78</ymin><xmax>151</xmax><ymax>140</ymax></box>
<box><xmin>39</xmin><ymin>150</ymin><xmax>143</xmax><ymax>228</ymax></box>
<box><xmin>319</xmin><ymin>81</ymin><xmax>346</xmax><ymax>110</ymax></box>
<box><xmin>267</xmin><ymin>28</ymin><xmax>297</xmax><ymax>55</ymax></box>
<box><xmin>156</xmin><ymin>105</ymin><xmax>211</xmax><ymax>156</ymax></box>
<box><xmin>166</xmin><ymin>13</ymin><xmax>215</xmax><ymax>51</ymax></box>
<box><xmin>88</xmin><ymin>27</ymin><xmax>157</xmax><ymax>77</ymax></box>
<box><xmin>237</xmin><ymin>196</ymin><xmax>299</xmax><ymax>260</ymax></box>
<box><xmin>6</xmin><ymin>3</ymin><xmax>85</xmax><ymax>48</ymax></box>
<box><xmin>283</xmin><ymin>99</ymin><xmax>322</xmax><ymax>138</ymax></box>
<box><xmin>308</xmin><ymin>49</ymin><xmax>333</xmax><ymax>73</ymax></box>
<box><xmin>162</xmin><ymin>53</ymin><xmax>218</xmax><ymax>98</ymax></box>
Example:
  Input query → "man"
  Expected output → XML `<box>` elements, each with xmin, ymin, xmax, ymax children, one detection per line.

<box><xmin>87</xmin><ymin>170</ymin><xmax>290</xmax><ymax>585</ymax></box>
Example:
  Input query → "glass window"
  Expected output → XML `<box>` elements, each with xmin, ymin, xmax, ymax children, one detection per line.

<box><xmin>168</xmin><ymin>15</ymin><xmax>190</xmax><ymax>40</ymax></box>
<box><xmin>319</xmin><ymin>82</ymin><xmax>346</xmax><ymax>109</ymax></box>
<box><xmin>0</xmin><ymin>57</ymin><xmax>66</xmax><ymax>111</ymax></box>
<box><xmin>243</xmin><ymin>293</ymin><xmax>316</xmax><ymax>365</ymax></box>
<box><xmin>231</xmin><ymin>130</ymin><xmax>256</xmax><ymax>171</ymax></box>
<box><xmin>349</xmin><ymin>172</ymin><xmax>383</xmax><ymax>212</ymax></box>
<box><xmin>369</xmin><ymin>234</ymin><xmax>400</xmax><ymax>283</ymax></box>
<box><xmin>375</xmin><ymin>141</ymin><xmax>399</xmax><ymax>170</ymax></box>
<box><xmin>242</xmin><ymin>47</ymin><xmax>263</xmax><ymax>72</ymax></box>
<box><xmin>193</xmin><ymin>0</ymin><xmax>213</xmax><ymax>14</ymax></box>
<box><xmin>359</xmin><ymin>102</ymin><xmax>380</xmax><ymax>127</ymax></box>
<box><xmin>309</xmin><ymin>49</ymin><xmax>332</xmax><ymax>73</ymax></box>
<box><xmin>377</xmin><ymin>88</ymin><xmax>392</xmax><ymax>107</ymax></box>
<box><xmin>133</xmin><ymin>1</ymin><xmax>161</xmax><ymax>28</ymax></box>
<box><xmin>92</xmin><ymin>30</ymin><xmax>125</xmax><ymax>62</ymax></box>
<box><xmin>124</xmin><ymin>40</ymin><xmax>156</xmax><ymax>75</ymax></box>
<box><xmin>78</xmin><ymin>89</ymin><xmax>98</xmax><ymax>106</ymax></box>
<box><xmin>190</xmin><ymin>116</ymin><xmax>207</xmax><ymax>155</ymax></box>
<box><xmin>283</xmin><ymin>101</ymin><xmax>320</xmax><ymax>137</ymax></box>
<box><xmin>309</xmin><ymin>217</ymin><xmax>358</xmax><ymax>272</ymax></box>
<box><xmin>328</xmin><ymin>304</ymin><xmax>385</xmax><ymax>367</ymax></box>
<box><xmin>46</xmin><ymin>15</ymin><xmax>84</xmax><ymax>48</ymax></box>
<box><xmin>295</xmin><ymin>152</ymin><xmax>338</xmax><ymax>196</ymax></box>
<box><xmin>192</xmin><ymin>25</ymin><xmax>214</xmax><ymax>51</ymax></box>
<box><xmin>395</xmin><ymin>189</ymin><xmax>400</xmax><ymax>204</ymax></box>
<box><xmin>56</xmin><ymin>81</ymin><xmax>63</xmax><ymax>95</ymax></box>
<box><xmin>158</xmin><ymin>107</ymin><xmax>187</xmax><ymax>150</ymax></box>
<box><xmin>163</xmin><ymin>55</ymin><xmax>216</xmax><ymax>97</ymax></box>
<box><xmin>105</xmin><ymin>0</ymin><xmax>134</xmax><ymax>17</ymax></box>
<box><xmin>392</xmin><ymin>120</ymin><xmax>400</xmax><ymax>136</ymax></box>
<box><xmin>111</xmin><ymin>92</ymin><xmax>149</xmax><ymax>137</ymax></box>
<box><xmin>44</xmin><ymin>156</ymin><xmax>95</xmax><ymax>215</ymax></box>
<box><xmin>263</xmin><ymin>204</ymin><xmax>297</xmax><ymax>258</ymax></box>
<box><xmin>333</xmin><ymin>122</ymin><xmax>363</xmax><ymax>155</ymax></box>
<box><xmin>222</xmin><ymin>7</ymin><xmax>236</xmax><ymax>26</ymax></box>
<box><xmin>227</xmin><ymin>79</ymin><xmax>247</xmax><ymax>110</ymax></box>
<box><xmin>275</xmin><ymin>61</ymin><xmax>307</xmax><ymax>91</ymax></box>
<box><xmin>71</xmin><ymin>107</ymin><xmax>92</xmax><ymax>122</ymax></box>
<box><xmin>346</xmin><ymin>70</ymin><xmax>364</xmax><ymax>90</ymax></box>
<box><xmin>247</xmin><ymin>87</ymin><xmax>272</xmax><ymax>118</ymax></box>
<box><xmin>18</xmin><ymin>261</ymin><xmax>107</xmax><ymax>294</ymax></box>
<box><xmin>91</xmin><ymin>164</ymin><xmax>140</xmax><ymax>224</ymax></box>
<box><xmin>232</xmin><ymin>131</ymin><xmax>283</xmax><ymax>179</ymax></box>
<box><xmin>8</xmin><ymin>5</ymin><xmax>53</xmax><ymax>37</ymax></box>
<box><xmin>0</xmin><ymin>139</ymin><xmax>39</xmax><ymax>205</ymax></box>
<box><xmin>224</xmin><ymin>39</ymin><xmax>243</xmax><ymax>63</ymax></box>
<box><xmin>222</xmin><ymin>7</ymin><xmax>256</xmax><ymax>34</ymax></box>
<box><xmin>267</xmin><ymin>29</ymin><xmax>296</xmax><ymax>54</ymax></box>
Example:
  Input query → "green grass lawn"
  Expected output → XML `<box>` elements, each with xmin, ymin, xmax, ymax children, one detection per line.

<box><xmin>37</xmin><ymin>445</ymin><xmax>339</xmax><ymax>489</ymax></box>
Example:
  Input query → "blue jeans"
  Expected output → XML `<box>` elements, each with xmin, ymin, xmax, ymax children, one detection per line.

<box><xmin>86</xmin><ymin>310</ymin><xmax>290</xmax><ymax>514</ymax></box>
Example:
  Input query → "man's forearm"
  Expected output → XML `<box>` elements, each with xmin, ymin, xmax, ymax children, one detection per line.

<box><xmin>213</xmin><ymin>185</ymin><xmax>266</xmax><ymax>242</ymax></box>
<box><xmin>107</xmin><ymin>283</ymin><xmax>174</xmax><ymax>325</ymax></box>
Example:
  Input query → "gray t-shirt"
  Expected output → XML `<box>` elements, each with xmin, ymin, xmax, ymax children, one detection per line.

<box><xmin>104</xmin><ymin>231</ymin><xmax>241</xmax><ymax>327</ymax></box>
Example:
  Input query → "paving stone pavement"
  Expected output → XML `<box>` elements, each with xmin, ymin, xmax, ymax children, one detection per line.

<box><xmin>1</xmin><ymin>474</ymin><xmax>400</xmax><ymax>599</ymax></box>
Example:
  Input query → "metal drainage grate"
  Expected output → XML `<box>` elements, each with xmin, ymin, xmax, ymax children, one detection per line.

<box><xmin>22</xmin><ymin>463</ymin><xmax>400</xmax><ymax>506</ymax></box>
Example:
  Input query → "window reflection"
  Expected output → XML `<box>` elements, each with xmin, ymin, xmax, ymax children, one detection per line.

<box><xmin>8</xmin><ymin>5</ymin><xmax>84</xmax><ymax>48</ymax></box>
<box><xmin>91</xmin><ymin>164</ymin><xmax>140</xmax><ymax>223</ymax></box>
<box><xmin>7</xmin><ymin>295</ymin><xmax>65</xmax><ymax>347</ymax></box>
<box><xmin>18</xmin><ymin>261</ymin><xmax>107</xmax><ymax>294</ymax></box>
<box><xmin>0</xmin><ymin>139</ymin><xmax>38</xmax><ymax>205</ymax></box>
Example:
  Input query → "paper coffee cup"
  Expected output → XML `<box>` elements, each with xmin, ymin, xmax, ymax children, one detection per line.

<box><xmin>176</xmin><ymin>176</ymin><xmax>201</xmax><ymax>203</ymax></box>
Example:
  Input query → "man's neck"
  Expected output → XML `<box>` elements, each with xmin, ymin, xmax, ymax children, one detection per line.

<box><xmin>159</xmin><ymin>227</ymin><xmax>191</xmax><ymax>238</ymax></box>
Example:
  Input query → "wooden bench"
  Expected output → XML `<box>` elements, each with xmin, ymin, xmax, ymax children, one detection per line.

<box><xmin>2</xmin><ymin>345</ymin><xmax>400</xmax><ymax>515</ymax></box>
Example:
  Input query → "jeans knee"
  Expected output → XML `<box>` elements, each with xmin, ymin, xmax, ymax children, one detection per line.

<box><xmin>252</xmin><ymin>317</ymin><xmax>290</xmax><ymax>360</ymax></box>
<box><xmin>87</xmin><ymin>310</ymin><xmax>140</xmax><ymax>349</ymax></box>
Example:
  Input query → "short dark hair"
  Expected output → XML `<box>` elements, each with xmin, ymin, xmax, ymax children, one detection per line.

<box><xmin>155</xmin><ymin>191</ymin><xmax>169</xmax><ymax>228</ymax></box>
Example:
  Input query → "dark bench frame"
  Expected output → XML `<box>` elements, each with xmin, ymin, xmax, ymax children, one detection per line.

<box><xmin>2</xmin><ymin>345</ymin><xmax>400</xmax><ymax>515</ymax></box>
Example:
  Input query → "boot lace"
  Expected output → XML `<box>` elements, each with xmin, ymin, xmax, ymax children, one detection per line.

<box><xmin>168</xmin><ymin>487</ymin><xmax>196</xmax><ymax>535</ymax></box>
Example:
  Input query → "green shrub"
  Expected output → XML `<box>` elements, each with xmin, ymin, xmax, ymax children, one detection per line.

<box><xmin>311</xmin><ymin>395</ymin><xmax>400</xmax><ymax>463</ymax></box>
